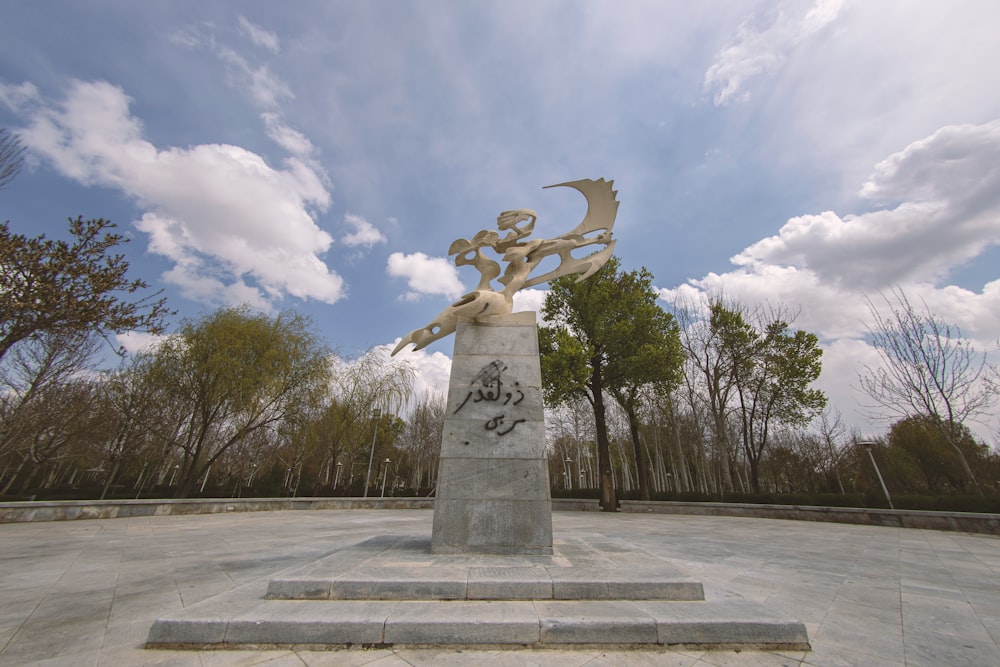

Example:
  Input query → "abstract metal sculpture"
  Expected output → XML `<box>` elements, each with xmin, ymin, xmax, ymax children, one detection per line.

<box><xmin>391</xmin><ymin>178</ymin><xmax>618</xmax><ymax>355</ymax></box>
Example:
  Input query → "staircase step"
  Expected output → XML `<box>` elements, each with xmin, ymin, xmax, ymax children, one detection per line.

<box><xmin>147</xmin><ymin>599</ymin><xmax>809</xmax><ymax>649</ymax></box>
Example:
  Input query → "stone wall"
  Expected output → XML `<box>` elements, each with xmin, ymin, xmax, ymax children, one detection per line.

<box><xmin>2</xmin><ymin>497</ymin><xmax>996</xmax><ymax>535</ymax></box>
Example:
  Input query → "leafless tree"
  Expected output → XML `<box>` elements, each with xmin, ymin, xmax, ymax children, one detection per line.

<box><xmin>859</xmin><ymin>288</ymin><xmax>995</xmax><ymax>494</ymax></box>
<box><xmin>0</xmin><ymin>128</ymin><xmax>26</xmax><ymax>191</ymax></box>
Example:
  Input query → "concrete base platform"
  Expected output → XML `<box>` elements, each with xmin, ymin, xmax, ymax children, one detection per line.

<box><xmin>147</xmin><ymin>599</ymin><xmax>809</xmax><ymax>649</ymax></box>
<box><xmin>147</xmin><ymin>534</ymin><xmax>809</xmax><ymax>650</ymax></box>
<box><xmin>265</xmin><ymin>535</ymin><xmax>704</xmax><ymax>601</ymax></box>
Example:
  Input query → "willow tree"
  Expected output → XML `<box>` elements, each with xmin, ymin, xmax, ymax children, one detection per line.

<box><xmin>315</xmin><ymin>349</ymin><xmax>416</xmax><ymax>489</ymax></box>
<box><xmin>540</xmin><ymin>257</ymin><xmax>684</xmax><ymax>509</ymax></box>
<box><xmin>140</xmin><ymin>306</ymin><xmax>332</xmax><ymax>498</ymax></box>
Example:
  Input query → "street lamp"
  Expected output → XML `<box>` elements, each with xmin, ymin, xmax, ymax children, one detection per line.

<box><xmin>859</xmin><ymin>441</ymin><xmax>894</xmax><ymax>510</ymax></box>
<box><xmin>363</xmin><ymin>408</ymin><xmax>382</xmax><ymax>498</ymax></box>
<box><xmin>564</xmin><ymin>458</ymin><xmax>574</xmax><ymax>491</ymax></box>
<box><xmin>333</xmin><ymin>461</ymin><xmax>343</xmax><ymax>489</ymax></box>
<box><xmin>380</xmin><ymin>458</ymin><xmax>391</xmax><ymax>498</ymax></box>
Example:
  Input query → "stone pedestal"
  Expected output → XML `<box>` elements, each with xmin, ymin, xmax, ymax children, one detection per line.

<box><xmin>431</xmin><ymin>312</ymin><xmax>553</xmax><ymax>555</ymax></box>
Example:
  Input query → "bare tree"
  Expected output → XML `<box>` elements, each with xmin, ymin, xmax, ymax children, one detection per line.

<box><xmin>859</xmin><ymin>288</ymin><xmax>995</xmax><ymax>494</ymax></box>
<box><xmin>0</xmin><ymin>128</ymin><xmax>25</xmax><ymax>191</ymax></box>
<box><xmin>0</xmin><ymin>331</ymin><xmax>102</xmax><ymax>494</ymax></box>
<box><xmin>817</xmin><ymin>407</ymin><xmax>848</xmax><ymax>494</ymax></box>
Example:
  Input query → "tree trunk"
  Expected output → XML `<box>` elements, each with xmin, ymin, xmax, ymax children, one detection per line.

<box><xmin>590</xmin><ymin>364</ymin><xmax>617</xmax><ymax>512</ymax></box>
<box><xmin>628</xmin><ymin>415</ymin><xmax>651</xmax><ymax>500</ymax></box>
<box><xmin>100</xmin><ymin>458</ymin><xmax>123</xmax><ymax>500</ymax></box>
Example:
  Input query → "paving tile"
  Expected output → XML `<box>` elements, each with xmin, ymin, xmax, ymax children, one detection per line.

<box><xmin>0</xmin><ymin>509</ymin><xmax>997</xmax><ymax>665</ymax></box>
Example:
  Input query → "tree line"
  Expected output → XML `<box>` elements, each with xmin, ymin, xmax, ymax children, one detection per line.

<box><xmin>2</xmin><ymin>127</ymin><xmax>997</xmax><ymax>505</ymax></box>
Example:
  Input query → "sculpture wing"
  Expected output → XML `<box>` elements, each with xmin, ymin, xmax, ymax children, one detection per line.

<box><xmin>542</xmin><ymin>178</ymin><xmax>619</xmax><ymax>237</ymax></box>
<box><xmin>518</xmin><ymin>178</ymin><xmax>618</xmax><ymax>289</ymax></box>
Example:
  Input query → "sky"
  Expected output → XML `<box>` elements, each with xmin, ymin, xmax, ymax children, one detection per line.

<box><xmin>1</xmin><ymin>1</ymin><xmax>998</xmax><ymax>440</ymax></box>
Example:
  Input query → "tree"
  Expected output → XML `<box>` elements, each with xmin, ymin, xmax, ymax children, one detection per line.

<box><xmin>140</xmin><ymin>306</ymin><xmax>332</xmax><ymax>498</ymax></box>
<box><xmin>673</xmin><ymin>296</ymin><xmax>741</xmax><ymax>494</ymax></box>
<box><xmin>886</xmin><ymin>415</ymin><xmax>986</xmax><ymax>493</ymax></box>
<box><xmin>0</xmin><ymin>331</ymin><xmax>103</xmax><ymax>495</ymax></box>
<box><xmin>0</xmin><ymin>128</ymin><xmax>26</xmax><ymax>191</ymax></box>
<box><xmin>540</xmin><ymin>257</ymin><xmax>684</xmax><ymax>509</ymax></box>
<box><xmin>316</xmin><ymin>349</ymin><xmax>415</xmax><ymax>489</ymax></box>
<box><xmin>859</xmin><ymin>289</ymin><xmax>995</xmax><ymax>495</ymax></box>
<box><xmin>603</xmin><ymin>270</ymin><xmax>685</xmax><ymax>500</ymax></box>
<box><xmin>397</xmin><ymin>393</ymin><xmax>447</xmax><ymax>491</ymax></box>
<box><xmin>710</xmin><ymin>302</ymin><xmax>827</xmax><ymax>493</ymax></box>
<box><xmin>0</xmin><ymin>217</ymin><xmax>171</xmax><ymax>364</ymax></box>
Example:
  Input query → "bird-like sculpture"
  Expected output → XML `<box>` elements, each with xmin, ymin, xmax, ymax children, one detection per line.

<box><xmin>391</xmin><ymin>178</ymin><xmax>618</xmax><ymax>356</ymax></box>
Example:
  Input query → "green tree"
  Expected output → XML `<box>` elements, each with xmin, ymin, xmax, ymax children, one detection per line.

<box><xmin>140</xmin><ymin>306</ymin><xmax>332</xmax><ymax>498</ymax></box>
<box><xmin>315</xmin><ymin>349</ymin><xmax>415</xmax><ymax>490</ymax></box>
<box><xmin>710</xmin><ymin>303</ymin><xmax>826</xmax><ymax>493</ymax></box>
<box><xmin>0</xmin><ymin>217</ymin><xmax>171</xmax><ymax>364</ymax></box>
<box><xmin>887</xmin><ymin>415</ymin><xmax>987</xmax><ymax>494</ymax></box>
<box><xmin>540</xmin><ymin>257</ymin><xmax>684</xmax><ymax>509</ymax></box>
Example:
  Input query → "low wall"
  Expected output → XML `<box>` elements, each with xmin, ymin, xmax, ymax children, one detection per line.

<box><xmin>0</xmin><ymin>497</ymin><xmax>597</xmax><ymax>524</ymax></box>
<box><xmin>621</xmin><ymin>500</ymin><xmax>1000</xmax><ymax>535</ymax></box>
<box><xmin>2</xmin><ymin>497</ymin><xmax>996</xmax><ymax>534</ymax></box>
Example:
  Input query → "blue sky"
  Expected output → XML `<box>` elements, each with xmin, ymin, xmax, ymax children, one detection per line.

<box><xmin>2</xmin><ymin>1</ymin><xmax>999</xmax><ymax>437</ymax></box>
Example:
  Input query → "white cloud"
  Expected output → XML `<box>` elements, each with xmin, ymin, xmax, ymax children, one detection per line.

<box><xmin>704</xmin><ymin>0</ymin><xmax>845</xmax><ymax>105</ymax></box>
<box><xmin>342</xmin><ymin>213</ymin><xmax>387</xmax><ymax>248</ymax></box>
<box><xmin>512</xmin><ymin>288</ymin><xmax>547</xmax><ymax>317</ymax></box>
<box><xmin>217</xmin><ymin>46</ymin><xmax>291</xmax><ymax>109</ymax></box>
<box><xmin>661</xmin><ymin>119</ymin><xmax>1000</xmax><ymax>436</ymax></box>
<box><xmin>19</xmin><ymin>80</ymin><xmax>343</xmax><ymax>308</ymax></box>
<box><xmin>238</xmin><ymin>16</ymin><xmax>280</xmax><ymax>54</ymax></box>
<box><xmin>261</xmin><ymin>112</ymin><xmax>316</xmax><ymax>157</ymax></box>
<box><xmin>115</xmin><ymin>330</ymin><xmax>167</xmax><ymax>355</ymax></box>
<box><xmin>386</xmin><ymin>251</ymin><xmax>465</xmax><ymax>301</ymax></box>
<box><xmin>734</xmin><ymin>120</ymin><xmax>1000</xmax><ymax>293</ymax></box>
<box><xmin>374</xmin><ymin>342</ymin><xmax>452</xmax><ymax>413</ymax></box>
<box><xmin>0</xmin><ymin>80</ymin><xmax>40</xmax><ymax>111</ymax></box>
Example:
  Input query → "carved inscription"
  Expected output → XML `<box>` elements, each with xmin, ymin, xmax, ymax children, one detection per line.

<box><xmin>454</xmin><ymin>359</ymin><xmax>526</xmax><ymax>436</ymax></box>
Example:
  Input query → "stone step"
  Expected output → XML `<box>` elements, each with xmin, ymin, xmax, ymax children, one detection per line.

<box><xmin>267</xmin><ymin>568</ymin><xmax>704</xmax><ymax>601</ymax></box>
<box><xmin>265</xmin><ymin>535</ymin><xmax>704</xmax><ymax>602</ymax></box>
<box><xmin>147</xmin><ymin>599</ymin><xmax>809</xmax><ymax>649</ymax></box>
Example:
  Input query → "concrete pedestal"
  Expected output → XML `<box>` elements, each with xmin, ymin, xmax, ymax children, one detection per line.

<box><xmin>431</xmin><ymin>312</ymin><xmax>553</xmax><ymax>555</ymax></box>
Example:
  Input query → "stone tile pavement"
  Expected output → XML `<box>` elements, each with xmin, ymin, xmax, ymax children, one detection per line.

<box><xmin>1</xmin><ymin>508</ymin><xmax>997</xmax><ymax>666</ymax></box>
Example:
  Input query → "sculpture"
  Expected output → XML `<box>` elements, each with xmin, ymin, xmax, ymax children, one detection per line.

<box><xmin>391</xmin><ymin>178</ymin><xmax>618</xmax><ymax>355</ymax></box>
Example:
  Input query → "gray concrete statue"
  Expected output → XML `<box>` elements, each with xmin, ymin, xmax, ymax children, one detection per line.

<box><xmin>391</xmin><ymin>178</ymin><xmax>619</xmax><ymax>355</ymax></box>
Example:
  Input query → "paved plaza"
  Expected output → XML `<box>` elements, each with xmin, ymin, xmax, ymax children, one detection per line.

<box><xmin>1</xmin><ymin>508</ymin><xmax>998</xmax><ymax>666</ymax></box>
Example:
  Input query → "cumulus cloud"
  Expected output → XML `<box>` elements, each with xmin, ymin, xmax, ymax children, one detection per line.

<box><xmin>512</xmin><ymin>288</ymin><xmax>547</xmax><ymax>316</ymax></box>
<box><xmin>373</xmin><ymin>342</ymin><xmax>452</xmax><ymax>412</ymax></box>
<box><xmin>342</xmin><ymin>213</ymin><xmax>387</xmax><ymax>248</ymax></box>
<box><xmin>17</xmin><ymin>79</ymin><xmax>343</xmax><ymax>308</ymax></box>
<box><xmin>115</xmin><ymin>330</ymin><xmax>167</xmax><ymax>355</ymax></box>
<box><xmin>387</xmin><ymin>252</ymin><xmax>465</xmax><ymax>301</ymax></box>
<box><xmin>734</xmin><ymin>120</ymin><xmax>1000</xmax><ymax>292</ymax></box>
<box><xmin>238</xmin><ymin>16</ymin><xmax>280</xmax><ymax>54</ymax></box>
<box><xmin>664</xmin><ymin>120</ymin><xmax>1000</xmax><ymax>342</ymax></box>
<box><xmin>705</xmin><ymin>0</ymin><xmax>845</xmax><ymax>105</ymax></box>
<box><xmin>660</xmin><ymin>119</ymin><xmax>1000</xmax><ymax>436</ymax></box>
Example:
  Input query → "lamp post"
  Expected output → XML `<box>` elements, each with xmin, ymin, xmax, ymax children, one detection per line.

<box><xmin>333</xmin><ymin>461</ymin><xmax>343</xmax><ymax>489</ymax></box>
<box><xmin>859</xmin><ymin>441</ymin><xmax>894</xmax><ymax>510</ymax></box>
<box><xmin>380</xmin><ymin>458</ymin><xmax>391</xmax><ymax>498</ymax></box>
<box><xmin>564</xmin><ymin>458</ymin><xmax>574</xmax><ymax>490</ymax></box>
<box><xmin>363</xmin><ymin>408</ymin><xmax>381</xmax><ymax>498</ymax></box>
